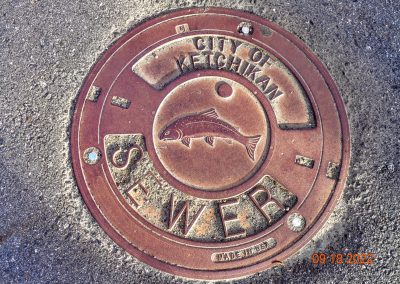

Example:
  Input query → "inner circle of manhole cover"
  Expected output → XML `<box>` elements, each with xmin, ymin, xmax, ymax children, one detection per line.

<box><xmin>71</xmin><ymin>8</ymin><xmax>350</xmax><ymax>280</ymax></box>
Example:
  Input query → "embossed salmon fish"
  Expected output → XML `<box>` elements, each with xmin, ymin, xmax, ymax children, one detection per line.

<box><xmin>159</xmin><ymin>108</ymin><xmax>261</xmax><ymax>160</ymax></box>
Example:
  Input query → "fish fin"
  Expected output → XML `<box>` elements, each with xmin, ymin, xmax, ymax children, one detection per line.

<box><xmin>198</xmin><ymin>108</ymin><xmax>219</xmax><ymax>119</ymax></box>
<box><xmin>181</xmin><ymin>137</ymin><xmax>191</xmax><ymax>147</ymax></box>
<box><xmin>224</xmin><ymin>139</ymin><xmax>233</xmax><ymax>144</ymax></box>
<box><xmin>245</xmin><ymin>135</ymin><xmax>261</xmax><ymax>161</ymax></box>
<box><xmin>204</xmin><ymin>136</ymin><xmax>214</xmax><ymax>146</ymax></box>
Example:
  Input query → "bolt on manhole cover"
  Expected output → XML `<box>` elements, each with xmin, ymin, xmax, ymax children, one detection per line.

<box><xmin>71</xmin><ymin>8</ymin><xmax>350</xmax><ymax>280</ymax></box>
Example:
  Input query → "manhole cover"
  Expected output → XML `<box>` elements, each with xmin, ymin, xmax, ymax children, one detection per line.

<box><xmin>71</xmin><ymin>8</ymin><xmax>350</xmax><ymax>280</ymax></box>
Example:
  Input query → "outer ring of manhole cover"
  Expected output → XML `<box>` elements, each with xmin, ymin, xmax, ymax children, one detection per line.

<box><xmin>71</xmin><ymin>8</ymin><xmax>350</xmax><ymax>280</ymax></box>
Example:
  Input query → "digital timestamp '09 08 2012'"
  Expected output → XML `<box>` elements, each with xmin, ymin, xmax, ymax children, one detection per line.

<box><xmin>311</xmin><ymin>252</ymin><xmax>375</xmax><ymax>265</ymax></box>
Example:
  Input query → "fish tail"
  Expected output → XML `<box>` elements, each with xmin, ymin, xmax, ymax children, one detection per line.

<box><xmin>245</xmin><ymin>135</ymin><xmax>261</xmax><ymax>160</ymax></box>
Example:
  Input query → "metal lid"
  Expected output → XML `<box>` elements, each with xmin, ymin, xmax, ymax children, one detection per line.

<box><xmin>71</xmin><ymin>8</ymin><xmax>350</xmax><ymax>280</ymax></box>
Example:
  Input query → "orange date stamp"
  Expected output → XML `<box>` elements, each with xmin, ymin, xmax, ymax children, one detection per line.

<box><xmin>311</xmin><ymin>252</ymin><xmax>375</xmax><ymax>265</ymax></box>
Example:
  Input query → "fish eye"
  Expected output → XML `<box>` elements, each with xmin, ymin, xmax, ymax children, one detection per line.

<box><xmin>165</xmin><ymin>130</ymin><xmax>170</xmax><ymax>135</ymax></box>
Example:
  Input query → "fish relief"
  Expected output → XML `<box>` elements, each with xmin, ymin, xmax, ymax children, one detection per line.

<box><xmin>159</xmin><ymin>108</ymin><xmax>261</xmax><ymax>160</ymax></box>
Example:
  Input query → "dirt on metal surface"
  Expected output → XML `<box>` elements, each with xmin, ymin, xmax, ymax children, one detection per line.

<box><xmin>70</xmin><ymin>8</ymin><xmax>350</xmax><ymax>280</ymax></box>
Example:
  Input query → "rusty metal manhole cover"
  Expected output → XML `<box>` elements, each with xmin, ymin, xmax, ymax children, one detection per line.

<box><xmin>71</xmin><ymin>8</ymin><xmax>350</xmax><ymax>280</ymax></box>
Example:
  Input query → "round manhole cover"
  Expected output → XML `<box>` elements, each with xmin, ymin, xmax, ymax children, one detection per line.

<box><xmin>71</xmin><ymin>8</ymin><xmax>350</xmax><ymax>280</ymax></box>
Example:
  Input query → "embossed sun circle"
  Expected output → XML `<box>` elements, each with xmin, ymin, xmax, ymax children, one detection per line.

<box><xmin>153</xmin><ymin>76</ymin><xmax>270</xmax><ymax>192</ymax></box>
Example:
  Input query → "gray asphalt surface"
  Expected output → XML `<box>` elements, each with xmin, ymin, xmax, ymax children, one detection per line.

<box><xmin>0</xmin><ymin>0</ymin><xmax>399</xmax><ymax>283</ymax></box>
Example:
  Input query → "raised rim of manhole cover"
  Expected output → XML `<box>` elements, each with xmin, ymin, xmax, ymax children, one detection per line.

<box><xmin>70</xmin><ymin>8</ymin><xmax>350</xmax><ymax>280</ymax></box>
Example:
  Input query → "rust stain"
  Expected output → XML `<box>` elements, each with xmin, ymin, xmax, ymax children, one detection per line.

<box><xmin>237</xmin><ymin>208</ymin><xmax>252</xmax><ymax>230</ymax></box>
<box><xmin>193</xmin><ymin>207</ymin><xmax>215</xmax><ymax>236</ymax></box>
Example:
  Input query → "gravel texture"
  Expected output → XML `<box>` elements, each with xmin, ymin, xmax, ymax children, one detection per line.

<box><xmin>0</xmin><ymin>0</ymin><xmax>399</xmax><ymax>283</ymax></box>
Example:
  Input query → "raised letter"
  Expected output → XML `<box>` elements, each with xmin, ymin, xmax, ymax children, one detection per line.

<box><xmin>265</xmin><ymin>83</ymin><xmax>283</xmax><ymax>100</ymax></box>
<box><xmin>218</xmin><ymin>199</ymin><xmax>246</xmax><ymax>239</ymax></box>
<box><xmin>213</xmin><ymin>52</ymin><xmax>226</xmax><ymax>69</ymax></box>
<box><xmin>192</xmin><ymin>37</ymin><xmax>205</xmax><ymax>50</ymax></box>
<box><xmin>243</xmin><ymin>63</ymin><xmax>261</xmax><ymax>81</ymax></box>
<box><xmin>248</xmin><ymin>48</ymin><xmax>263</xmax><ymax>63</ymax></box>
<box><xmin>230</xmin><ymin>39</ymin><xmax>243</xmax><ymax>54</ymax></box>
<box><xmin>168</xmin><ymin>194</ymin><xmax>206</xmax><ymax>236</ymax></box>
<box><xmin>126</xmin><ymin>172</ymin><xmax>161</xmax><ymax>208</ymax></box>
<box><xmin>175</xmin><ymin>54</ymin><xmax>190</xmax><ymax>73</ymax></box>
<box><xmin>189</xmin><ymin>52</ymin><xmax>201</xmax><ymax>69</ymax></box>
<box><xmin>249</xmin><ymin>185</ymin><xmax>285</xmax><ymax>224</ymax></box>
